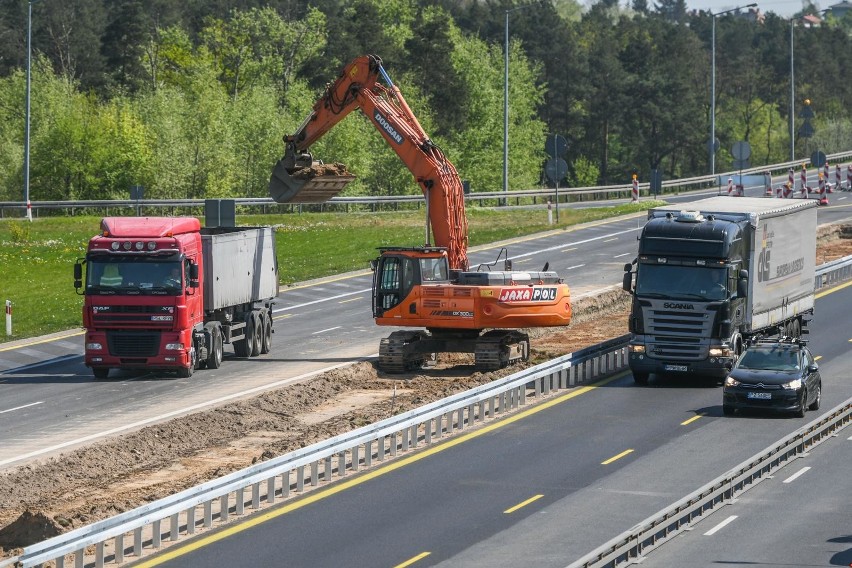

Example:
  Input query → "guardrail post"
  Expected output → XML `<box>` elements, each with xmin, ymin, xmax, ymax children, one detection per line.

<box><xmin>187</xmin><ymin>506</ymin><xmax>196</xmax><ymax>535</ymax></box>
<box><xmin>296</xmin><ymin>466</ymin><xmax>305</xmax><ymax>492</ymax></box>
<box><xmin>252</xmin><ymin>482</ymin><xmax>260</xmax><ymax>509</ymax></box>
<box><xmin>220</xmin><ymin>494</ymin><xmax>229</xmax><ymax>522</ymax></box>
<box><xmin>75</xmin><ymin>551</ymin><xmax>84</xmax><ymax>568</ymax></box>
<box><xmin>338</xmin><ymin>450</ymin><xmax>347</xmax><ymax>477</ymax></box>
<box><xmin>204</xmin><ymin>501</ymin><xmax>213</xmax><ymax>528</ymax></box>
<box><xmin>115</xmin><ymin>534</ymin><xmax>124</xmax><ymax>563</ymax></box>
<box><xmin>324</xmin><ymin>456</ymin><xmax>333</xmax><ymax>481</ymax></box>
<box><xmin>236</xmin><ymin>487</ymin><xmax>245</xmax><ymax>515</ymax></box>
<box><xmin>170</xmin><ymin>512</ymin><xmax>180</xmax><ymax>541</ymax></box>
<box><xmin>134</xmin><ymin>526</ymin><xmax>143</xmax><ymax>556</ymax></box>
<box><xmin>152</xmin><ymin>519</ymin><xmax>161</xmax><ymax>549</ymax></box>
<box><xmin>267</xmin><ymin>477</ymin><xmax>276</xmax><ymax>504</ymax></box>
<box><xmin>390</xmin><ymin>432</ymin><xmax>398</xmax><ymax>456</ymax></box>
<box><xmin>352</xmin><ymin>445</ymin><xmax>360</xmax><ymax>471</ymax></box>
<box><xmin>311</xmin><ymin>461</ymin><xmax>319</xmax><ymax>486</ymax></box>
<box><xmin>411</xmin><ymin>424</ymin><xmax>419</xmax><ymax>448</ymax></box>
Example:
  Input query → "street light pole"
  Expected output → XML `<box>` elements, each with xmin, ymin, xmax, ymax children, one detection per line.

<box><xmin>789</xmin><ymin>18</ymin><xmax>795</xmax><ymax>161</ymax></box>
<box><xmin>709</xmin><ymin>3</ymin><xmax>757</xmax><ymax>177</ymax></box>
<box><xmin>503</xmin><ymin>4</ymin><xmax>536</xmax><ymax>206</ymax></box>
<box><xmin>23</xmin><ymin>0</ymin><xmax>35</xmax><ymax>221</ymax></box>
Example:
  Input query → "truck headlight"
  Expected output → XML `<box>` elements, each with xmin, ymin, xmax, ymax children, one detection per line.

<box><xmin>724</xmin><ymin>376</ymin><xmax>739</xmax><ymax>387</ymax></box>
<box><xmin>86</xmin><ymin>342</ymin><xmax>103</xmax><ymax>351</ymax></box>
<box><xmin>709</xmin><ymin>346</ymin><xmax>733</xmax><ymax>357</ymax></box>
<box><xmin>165</xmin><ymin>343</ymin><xmax>185</xmax><ymax>351</ymax></box>
<box><xmin>782</xmin><ymin>378</ymin><xmax>802</xmax><ymax>390</ymax></box>
<box><xmin>629</xmin><ymin>344</ymin><xmax>646</xmax><ymax>353</ymax></box>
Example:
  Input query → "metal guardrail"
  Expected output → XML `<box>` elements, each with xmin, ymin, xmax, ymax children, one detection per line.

<box><xmin>8</xmin><ymin>255</ymin><xmax>852</xmax><ymax>568</ymax></box>
<box><xmin>568</xmin><ymin>399</ymin><xmax>852</xmax><ymax>568</ymax></box>
<box><xmin>2</xmin><ymin>152</ymin><xmax>851</xmax><ymax>216</ymax></box>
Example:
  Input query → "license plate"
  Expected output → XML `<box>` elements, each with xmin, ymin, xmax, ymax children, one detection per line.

<box><xmin>664</xmin><ymin>365</ymin><xmax>688</xmax><ymax>372</ymax></box>
<box><xmin>747</xmin><ymin>392</ymin><xmax>772</xmax><ymax>400</ymax></box>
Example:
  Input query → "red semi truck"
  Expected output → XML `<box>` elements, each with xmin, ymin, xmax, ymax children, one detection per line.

<box><xmin>74</xmin><ymin>217</ymin><xmax>279</xmax><ymax>379</ymax></box>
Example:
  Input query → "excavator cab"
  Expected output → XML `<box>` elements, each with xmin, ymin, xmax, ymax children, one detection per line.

<box><xmin>371</xmin><ymin>247</ymin><xmax>449</xmax><ymax>318</ymax></box>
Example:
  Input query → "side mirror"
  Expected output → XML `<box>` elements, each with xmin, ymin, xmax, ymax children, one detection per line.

<box><xmin>623</xmin><ymin>263</ymin><xmax>632</xmax><ymax>272</ymax></box>
<box><xmin>189</xmin><ymin>262</ymin><xmax>200</xmax><ymax>288</ymax></box>
<box><xmin>622</xmin><ymin>272</ymin><xmax>633</xmax><ymax>293</ymax></box>
<box><xmin>370</xmin><ymin>259</ymin><xmax>377</xmax><ymax>272</ymax></box>
<box><xmin>73</xmin><ymin>263</ymin><xmax>82</xmax><ymax>289</ymax></box>
<box><xmin>807</xmin><ymin>364</ymin><xmax>819</xmax><ymax>374</ymax></box>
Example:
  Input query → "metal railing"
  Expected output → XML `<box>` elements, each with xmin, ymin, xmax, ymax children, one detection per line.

<box><xmin>2</xmin><ymin>151</ymin><xmax>851</xmax><ymax>217</ymax></box>
<box><xmin>8</xmin><ymin>254</ymin><xmax>852</xmax><ymax>568</ymax></box>
<box><xmin>568</xmin><ymin>398</ymin><xmax>852</xmax><ymax>568</ymax></box>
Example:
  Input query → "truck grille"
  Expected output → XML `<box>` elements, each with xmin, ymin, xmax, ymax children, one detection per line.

<box><xmin>107</xmin><ymin>331</ymin><xmax>160</xmax><ymax>357</ymax></box>
<box><xmin>643</xmin><ymin>307</ymin><xmax>713</xmax><ymax>361</ymax></box>
<box><xmin>93</xmin><ymin>305</ymin><xmax>174</xmax><ymax>329</ymax></box>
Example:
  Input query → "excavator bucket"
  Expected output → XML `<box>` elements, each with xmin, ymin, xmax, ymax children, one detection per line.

<box><xmin>269</xmin><ymin>159</ymin><xmax>355</xmax><ymax>204</ymax></box>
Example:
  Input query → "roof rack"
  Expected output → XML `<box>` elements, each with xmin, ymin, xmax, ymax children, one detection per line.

<box><xmin>751</xmin><ymin>336</ymin><xmax>808</xmax><ymax>347</ymax></box>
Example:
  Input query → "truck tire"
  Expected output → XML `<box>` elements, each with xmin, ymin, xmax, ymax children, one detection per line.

<box><xmin>250</xmin><ymin>312</ymin><xmax>262</xmax><ymax>357</ymax></box>
<box><xmin>92</xmin><ymin>367</ymin><xmax>109</xmax><ymax>380</ymax></box>
<box><xmin>233</xmin><ymin>315</ymin><xmax>252</xmax><ymax>358</ymax></box>
<box><xmin>206</xmin><ymin>324</ymin><xmax>223</xmax><ymax>369</ymax></box>
<box><xmin>260</xmin><ymin>311</ymin><xmax>272</xmax><ymax>355</ymax></box>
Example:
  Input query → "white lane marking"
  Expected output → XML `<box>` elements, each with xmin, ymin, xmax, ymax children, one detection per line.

<box><xmin>566</xmin><ymin>264</ymin><xmax>586</xmax><ymax>270</ymax></box>
<box><xmin>503</xmin><ymin>227</ymin><xmax>641</xmax><ymax>263</ymax></box>
<box><xmin>0</xmin><ymin>357</ymin><xmax>375</xmax><ymax>468</ymax></box>
<box><xmin>0</xmin><ymin>401</ymin><xmax>44</xmax><ymax>414</ymax></box>
<box><xmin>312</xmin><ymin>326</ymin><xmax>342</xmax><ymax>335</ymax></box>
<box><xmin>273</xmin><ymin>288</ymin><xmax>371</xmax><ymax>314</ymax></box>
<box><xmin>783</xmin><ymin>467</ymin><xmax>811</xmax><ymax>483</ymax></box>
<box><xmin>704</xmin><ymin>515</ymin><xmax>738</xmax><ymax>536</ymax></box>
<box><xmin>614</xmin><ymin>252</ymin><xmax>631</xmax><ymax>258</ymax></box>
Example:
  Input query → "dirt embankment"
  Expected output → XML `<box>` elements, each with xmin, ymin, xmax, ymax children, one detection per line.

<box><xmin>1</xmin><ymin>226</ymin><xmax>850</xmax><ymax>555</ymax></box>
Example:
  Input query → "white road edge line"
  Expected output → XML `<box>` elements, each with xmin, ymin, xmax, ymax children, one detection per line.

<box><xmin>0</xmin><ymin>357</ymin><xmax>375</xmax><ymax>468</ymax></box>
<box><xmin>0</xmin><ymin>401</ymin><xmax>44</xmax><ymax>414</ymax></box>
<box><xmin>783</xmin><ymin>466</ymin><xmax>811</xmax><ymax>483</ymax></box>
<box><xmin>703</xmin><ymin>515</ymin><xmax>738</xmax><ymax>536</ymax></box>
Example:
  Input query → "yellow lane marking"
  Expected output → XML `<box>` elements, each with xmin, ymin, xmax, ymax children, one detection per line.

<box><xmin>815</xmin><ymin>279</ymin><xmax>852</xmax><ymax>299</ymax></box>
<box><xmin>131</xmin><ymin>373</ymin><xmax>624</xmax><ymax>567</ymax></box>
<box><xmin>0</xmin><ymin>330</ymin><xmax>85</xmax><ymax>353</ymax></box>
<box><xmin>561</xmin><ymin>247</ymin><xmax>577</xmax><ymax>253</ymax></box>
<box><xmin>681</xmin><ymin>414</ymin><xmax>704</xmax><ymax>426</ymax></box>
<box><xmin>394</xmin><ymin>552</ymin><xmax>431</xmax><ymax>568</ymax></box>
<box><xmin>814</xmin><ymin>355</ymin><xmax>822</xmax><ymax>361</ymax></box>
<box><xmin>504</xmin><ymin>494</ymin><xmax>544</xmax><ymax>514</ymax></box>
<box><xmin>601</xmin><ymin>449</ymin><xmax>634</xmax><ymax>465</ymax></box>
<box><xmin>339</xmin><ymin>296</ymin><xmax>363</xmax><ymax>304</ymax></box>
<box><xmin>602</xmin><ymin>238</ymin><xmax>617</xmax><ymax>243</ymax></box>
<box><xmin>271</xmin><ymin>313</ymin><xmax>292</xmax><ymax>321</ymax></box>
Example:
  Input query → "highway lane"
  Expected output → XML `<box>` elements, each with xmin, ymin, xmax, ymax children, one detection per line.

<box><xmin>0</xmin><ymin>198</ymin><xmax>850</xmax><ymax>469</ymax></box>
<box><xmin>137</xmin><ymin>283</ymin><xmax>852</xmax><ymax>568</ymax></box>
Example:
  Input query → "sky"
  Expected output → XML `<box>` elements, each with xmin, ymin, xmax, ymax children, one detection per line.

<box><xmin>685</xmin><ymin>0</ymin><xmax>809</xmax><ymax>17</ymax></box>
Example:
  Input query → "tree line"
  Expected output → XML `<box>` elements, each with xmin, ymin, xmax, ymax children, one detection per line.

<box><xmin>0</xmin><ymin>0</ymin><xmax>849</xmax><ymax>204</ymax></box>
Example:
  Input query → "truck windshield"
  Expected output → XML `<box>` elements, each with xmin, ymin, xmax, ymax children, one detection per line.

<box><xmin>86</xmin><ymin>257</ymin><xmax>183</xmax><ymax>295</ymax></box>
<box><xmin>636</xmin><ymin>265</ymin><xmax>728</xmax><ymax>301</ymax></box>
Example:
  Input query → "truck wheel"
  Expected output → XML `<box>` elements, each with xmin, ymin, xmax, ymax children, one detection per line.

<box><xmin>176</xmin><ymin>364</ymin><xmax>193</xmax><ymax>379</ymax></box>
<box><xmin>250</xmin><ymin>312</ymin><xmax>262</xmax><ymax>357</ymax></box>
<box><xmin>261</xmin><ymin>312</ymin><xmax>272</xmax><ymax>354</ymax></box>
<box><xmin>633</xmin><ymin>371</ymin><xmax>650</xmax><ymax>386</ymax></box>
<box><xmin>92</xmin><ymin>367</ymin><xmax>109</xmax><ymax>380</ymax></box>
<box><xmin>207</xmin><ymin>325</ymin><xmax>223</xmax><ymax>369</ymax></box>
<box><xmin>233</xmin><ymin>314</ymin><xmax>252</xmax><ymax>358</ymax></box>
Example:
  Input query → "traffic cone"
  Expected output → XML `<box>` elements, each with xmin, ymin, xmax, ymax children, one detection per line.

<box><xmin>818</xmin><ymin>173</ymin><xmax>828</xmax><ymax>206</ymax></box>
<box><xmin>727</xmin><ymin>177</ymin><xmax>733</xmax><ymax>196</ymax></box>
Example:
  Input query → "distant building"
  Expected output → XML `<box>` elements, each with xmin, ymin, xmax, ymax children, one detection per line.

<box><xmin>825</xmin><ymin>0</ymin><xmax>852</xmax><ymax>18</ymax></box>
<box><xmin>801</xmin><ymin>13</ymin><xmax>822</xmax><ymax>27</ymax></box>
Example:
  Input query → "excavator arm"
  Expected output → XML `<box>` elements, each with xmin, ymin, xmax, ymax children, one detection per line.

<box><xmin>269</xmin><ymin>54</ymin><xmax>469</xmax><ymax>271</ymax></box>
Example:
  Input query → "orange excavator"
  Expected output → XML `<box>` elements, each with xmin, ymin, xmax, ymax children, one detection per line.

<box><xmin>269</xmin><ymin>54</ymin><xmax>571</xmax><ymax>372</ymax></box>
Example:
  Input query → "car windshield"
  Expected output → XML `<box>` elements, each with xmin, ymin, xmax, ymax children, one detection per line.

<box><xmin>737</xmin><ymin>348</ymin><xmax>800</xmax><ymax>371</ymax></box>
<box><xmin>635</xmin><ymin>264</ymin><xmax>728</xmax><ymax>301</ymax></box>
<box><xmin>86</xmin><ymin>256</ymin><xmax>183</xmax><ymax>294</ymax></box>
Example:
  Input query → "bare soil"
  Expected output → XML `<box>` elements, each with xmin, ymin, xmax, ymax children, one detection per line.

<box><xmin>1</xmin><ymin>226</ymin><xmax>850</xmax><ymax>556</ymax></box>
<box><xmin>291</xmin><ymin>162</ymin><xmax>352</xmax><ymax>179</ymax></box>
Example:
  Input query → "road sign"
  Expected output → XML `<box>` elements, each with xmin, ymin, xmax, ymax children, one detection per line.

<box><xmin>545</xmin><ymin>158</ymin><xmax>568</xmax><ymax>183</ymax></box>
<box><xmin>545</xmin><ymin>134</ymin><xmax>568</xmax><ymax>158</ymax></box>
<box><xmin>810</xmin><ymin>151</ymin><xmax>827</xmax><ymax>168</ymax></box>
<box><xmin>731</xmin><ymin>141</ymin><xmax>751</xmax><ymax>161</ymax></box>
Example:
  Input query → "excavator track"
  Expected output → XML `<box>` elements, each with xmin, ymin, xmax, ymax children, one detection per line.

<box><xmin>378</xmin><ymin>330</ymin><xmax>429</xmax><ymax>373</ymax></box>
<box><xmin>474</xmin><ymin>330</ymin><xmax>530</xmax><ymax>371</ymax></box>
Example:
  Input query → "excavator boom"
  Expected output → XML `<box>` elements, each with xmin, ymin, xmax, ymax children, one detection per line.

<box><xmin>269</xmin><ymin>54</ymin><xmax>469</xmax><ymax>270</ymax></box>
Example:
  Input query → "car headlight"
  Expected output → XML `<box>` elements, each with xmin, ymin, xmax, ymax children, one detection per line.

<box><xmin>782</xmin><ymin>378</ymin><xmax>802</xmax><ymax>390</ymax></box>
<box><xmin>724</xmin><ymin>376</ymin><xmax>739</xmax><ymax>387</ymax></box>
<box><xmin>709</xmin><ymin>346</ymin><xmax>733</xmax><ymax>357</ymax></box>
<box><xmin>86</xmin><ymin>342</ymin><xmax>103</xmax><ymax>351</ymax></box>
<box><xmin>629</xmin><ymin>344</ymin><xmax>646</xmax><ymax>353</ymax></box>
<box><xmin>165</xmin><ymin>343</ymin><xmax>185</xmax><ymax>351</ymax></box>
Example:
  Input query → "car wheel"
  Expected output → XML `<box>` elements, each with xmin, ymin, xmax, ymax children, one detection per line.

<box><xmin>722</xmin><ymin>403</ymin><xmax>735</xmax><ymax>416</ymax></box>
<box><xmin>633</xmin><ymin>372</ymin><xmax>649</xmax><ymax>386</ymax></box>
<box><xmin>808</xmin><ymin>383</ymin><xmax>821</xmax><ymax>411</ymax></box>
<box><xmin>794</xmin><ymin>388</ymin><xmax>807</xmax><ymax>418</ymax></box>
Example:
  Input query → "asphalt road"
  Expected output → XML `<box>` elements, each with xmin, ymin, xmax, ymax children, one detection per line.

<box><xmin>1</xmin><ymin>191</ymin><xmax>851</xmax><ymax>472</ymax></box>
<box><xmin>135</xmin><ymin>271</ymin><xmax>852</xmax><ymax>568</ymax></box>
